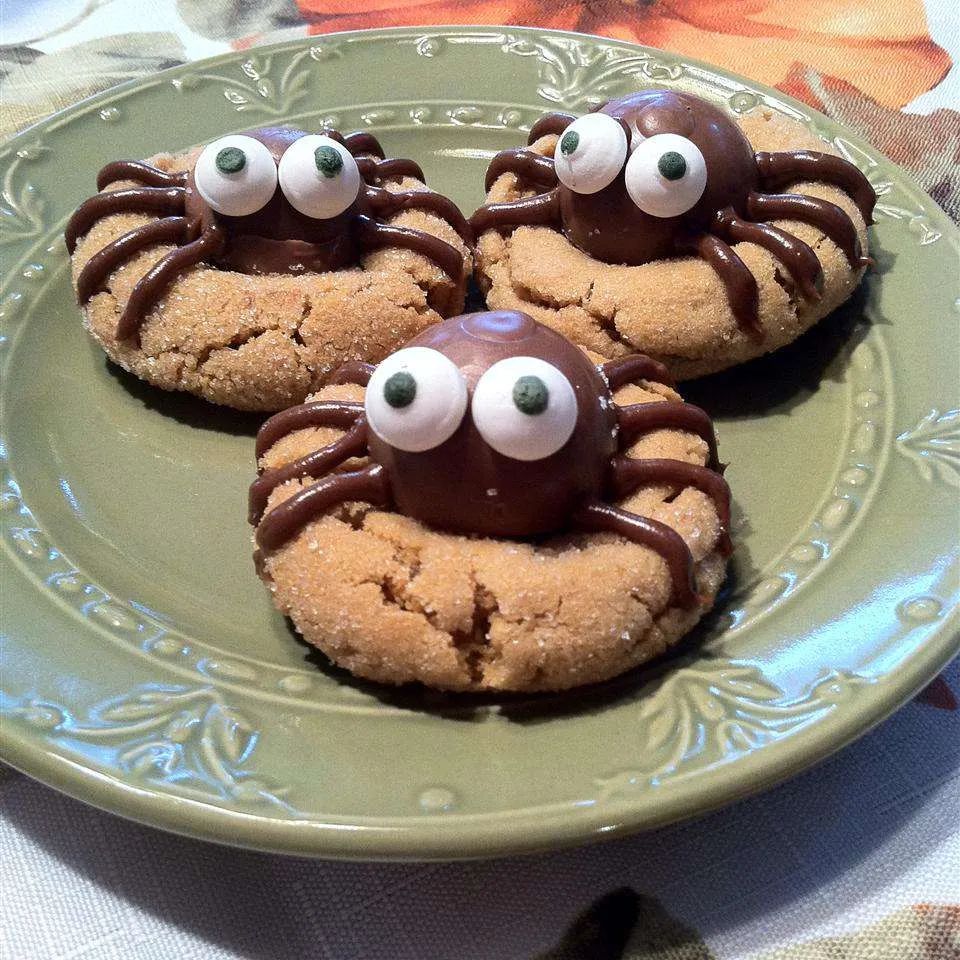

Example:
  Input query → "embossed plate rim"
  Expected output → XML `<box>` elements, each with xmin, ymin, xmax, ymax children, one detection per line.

<box><xmin>3</xmin><ymin>626</ymin><xmax>958</xmax><ymax>859</ymax></box>
<box><xmin>0</xmin><ymin>26</ymin><xmax>958</xmax><ymax>860</ymax></box>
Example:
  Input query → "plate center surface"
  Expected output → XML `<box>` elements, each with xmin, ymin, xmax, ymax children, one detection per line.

<box><xmin>2</xmin><ymin>173</ymin><xmax>856</xmax><ymax>676</ymax></box>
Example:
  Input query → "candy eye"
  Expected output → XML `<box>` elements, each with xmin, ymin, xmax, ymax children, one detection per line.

<box><xmin>194</xmin><ymin>135</ymin><xmax>278</xmax><ymax>217</ymax></box>
<box><xmin>554</xmin><ymin>114</ymin><xmax>628</xmax><ymax>195</ymax></box>
<box><xmin>471</xmin><ymin>357</ymin><xmax>578</xmax><ymax>461</ymax></box>
<box><xmin>278</xmin><ymin>135</ymin><xmax>361</xmax><ymax>219</ymax></box>
<box><xmin>624</xmin><ymin>133</ymin><xmax>707</xmax><ymax>218</ymax></box>
<box><xmin>365</xmin><ymin>347</ymin><xmax>468</xmax><ymax>453</ymax></box>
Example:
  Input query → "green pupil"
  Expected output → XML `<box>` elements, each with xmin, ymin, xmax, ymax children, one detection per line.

<box><xmin>512</xmin><ymin>375</ymin><xmax>549</xmax><ymax>415</ymax></box>
<box><xmin>314</xmin><ymin>145</ymin><xmax>344</xmax><ymax>178</ymax></box>
<box><xmin>383</xmin><ymin>371</ymin><xmax>416</xmax><ymax>408</ymax></box>
<box><xmin>559</xmin><ymin>131</ymin><xmax>580</xmax><ymax>156</ymax></box>
<box><xmin>215</xmin><ymin>147</ymin><xmax>246</xmax><ymax>174</ymax></box>
<box><xmin>657</xmin><ymin>151</ymin><xmax>687</xmax><ymax>181</ymax></box>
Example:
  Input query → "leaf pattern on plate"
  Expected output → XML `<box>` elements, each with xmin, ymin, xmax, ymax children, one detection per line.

<box><xmin>516</xmin><ymin>35</ymin><xmax>681</xmax><ymax>111</ymax></box>
<box><xmin>595</xmin><ymin>666</ymin><xmax>874</xmax><ymax>795</ymax></box>
<box><xmin>172</xmin><ymin>52</ymin><xmax>314</xmax><ymax>117</ymax></box>
<box><xmin>896</xmin><ymin>409</ymin><xmax>960</xmax><ymax>486</ymax></box>
<box><xmin>5</xmin><ymin>685</ymin><xmax>295</xmax><ymax>811</ymax></box>
<box><xmin>0</xmin><ymin>152</ymin><xmax>47</xmax><ymax>246</ymax></box>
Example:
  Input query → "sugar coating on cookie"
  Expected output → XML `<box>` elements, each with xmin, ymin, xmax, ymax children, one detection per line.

<box><xmin>66</xmin><ymin>127</ymin><xmax>473</xmax><ymax>410</ymax></box>
<box><xmin>251</xmin><ymin>310</ymin><xmax>731</xmax><ymax>692</ymax></box>
<box><xmin>471</xmin><ymin>92</ymin><xmax>876</xmax><ymax>379</ymax></box>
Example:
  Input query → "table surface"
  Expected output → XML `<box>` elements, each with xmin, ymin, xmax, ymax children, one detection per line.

<box><xmin>1</xmin><ymin>1</ymin><xmax>958</xmax><ymax>958</ymax></box>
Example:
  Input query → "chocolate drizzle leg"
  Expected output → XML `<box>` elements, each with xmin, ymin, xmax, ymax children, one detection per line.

<box><xmin>714</xmin><ymin>207</ymin><xmax>823</xmax><ymax>302</ymax></box>
<box><xmin>255</xmin><ymin>400</ymin><xmax>364</xmax><ymax>458</ymax></box>
<box><xmin>678</xmin><ymin>233</ymin><xmax>762</xmax><ymax>341</ymax></box>
<box><xmin>65</xmin><ymin>187</ymin><xmax>186</xmax><ymax>252</ymax></box>
<box><xmin>75</xmin><ymin>216</ymin><xmax>191</xmax><ymax>303</ymax></box>
<box><xmin>755</xmin><ymin>150</ymin><xmax>876</xmax><ymax>224</ymax></box>
<box><xmin>342</xmin><ymin>131</ymin><xmax>386</xmax><ymax>158</ymax></box>
<box><xmin>617</xmin><ymin>401</ymin><xmax>721</xmax><ymax>469</ymax></box>
<box><xmin>610</xmin><ymin>456</ymin><xmax>732</xmax><ymax>555</ymax></box>
<box><xmin>96</xmin><ymin>160</ymin><xmax>188</xmax><ymax>190</ymax></box>
<box><xmin>527</xmin><ymin>112</ymin><xmax>576</xmax><ymax>143</ymax></box>
<box><xmin>571</xmin><ymin>500</ymin><xmax>699</xmax><ymax>608</ymax></box>
<box><xmin>353</xmin><ymin>214</ymin><xmax>464</xmax><ymax>281</ymax></box>
<box><xmin>484</xmin><ymin>149</ymin><xmax>558</xmax><ymax>191</ymax></box>
<box><xmin>328</xmin><ymin>362</ymin><xmax>375</xmax><ymax>387</ymax></box>
<box><xmin>469</xmin><ymin>188</ymin><xmax>561</xmax><ymax>234</ymax></box>
<box><xmin>365</xmin><ymin>185</ymin><xmax>473</xmax><ymax>244</ymax></box>
<box><xmin>117</xmin><ymin>225</ymin><xmax>225</xmax><ymax>341</ymax></box>
<box><xmin>746</xmin><ymin>191</ymin><xmax>868</xmax><ymax>268</ymax></box>
<box><xmin>249</xmin><ymin>418</ymin><xmax>368</xmax><ymax>524</ymax></box>
<box><xmin>355</xmin><ymin>157</ymin><xmax>425</xmax><ymax>184</ymax></box>
<box><xmin>256</xmin><ymin>464</ymin><xmax>390</xmax><ymax>552</ymax></box>
<box><xmin>600</xmin><ymin>355</ymin><xmax>674</xmax><ymax>390</ymax></box>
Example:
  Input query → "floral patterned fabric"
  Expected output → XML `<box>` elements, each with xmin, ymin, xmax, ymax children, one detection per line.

<box><xmin>2</xmin><ymin>0</ymin><xmax>958</xmax><ymax>218</ymax></box>
<box><xmin>1</xmin><ymin>2</ymin><xmax>957</xmax><ymax>958</ymax></box>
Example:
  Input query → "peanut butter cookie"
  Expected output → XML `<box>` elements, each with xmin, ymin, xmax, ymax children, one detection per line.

<box><xmin>251</xmin><ymin>310</ymin><xmax>730</xmax><ymax>692</ymax></box>
<box><xmin>66</xmin><ymin>127</ymin><xmax>472</xmax><ymax>410</ymax></box>
<box><xmin>471</xmin><ymin>92</ymin><xmax>875</xmax><ymax>379</ymax></box>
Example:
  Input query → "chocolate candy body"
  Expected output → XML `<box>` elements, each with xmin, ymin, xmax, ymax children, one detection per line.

<box><xmin>559</xmin><ymin>91</ymin><xmax>757</xmax><ymax>265</ymax></box>
<box><xmin>366</xmin><ymin>310</ymin><xmax>618</xmax><ymax>537</ymax></box>
<box><xmin>183</xmin><ymin>126</ymin><xmax>369</xmax><ymax>274</ymax></box>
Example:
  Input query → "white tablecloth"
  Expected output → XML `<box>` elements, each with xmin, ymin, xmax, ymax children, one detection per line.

<box><xmin>3</xmin><ymin>658</ymin><xmax>958</xmax><ymax>959</ymax></box>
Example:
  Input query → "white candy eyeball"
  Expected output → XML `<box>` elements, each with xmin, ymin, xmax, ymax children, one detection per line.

<box><xmin>554</xmin><ymin>114</ymin><xmax>628</xmax><ymax>195</ymax></box>
<box><xmin>471</xmin><ymin>357</ymin><xmax>578</xmax><ymax>461</ymax></box>
<box><xmin>365</xmin><ymin>347</ymin><xmax>468</xmax><ymax>453</ymax></box>
<box><xmin>278</xmin><ymin>134</ymin><xmax>360</xmax><ymax>219</ymax></box>
<box><xmin>624</xmin><ymin>133</ymin><xmax>708</xmax><ymax>218</ymax></box>
<box><xmin>194</xmin><ymin>135</ymin><xmax>278</xmax><ymax>217</ymax></box>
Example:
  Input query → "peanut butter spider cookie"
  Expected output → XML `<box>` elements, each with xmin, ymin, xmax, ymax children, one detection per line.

<box><xmin>471</xmin><ymin>90</ymin><xmax>876</xmax><ymax>380</ymax></box>
<box><xmin>250</xmin><ymin>309</ymin><xmax>731</xmax><ymax>693</ymax></box>
<box><xmin>66</xmin><ymin>126</ymin><xmax>472</xmax><ymax>410</ymax></box>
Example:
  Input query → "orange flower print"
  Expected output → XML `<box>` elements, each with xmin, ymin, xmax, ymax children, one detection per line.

<box><xmin>295</xmin><ymin>0</ymin><xmax>951</xmax><ymax>110</ymax></box>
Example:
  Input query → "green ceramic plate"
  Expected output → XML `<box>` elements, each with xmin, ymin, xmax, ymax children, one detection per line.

<box><xmin>1</xmin><ymin>27</ymin><xmax>958</xmax><ymax>861</ymax></box>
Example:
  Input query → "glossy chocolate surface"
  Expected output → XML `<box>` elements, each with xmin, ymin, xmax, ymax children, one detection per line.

<box><xmin>559</xmin><ymin>91</ymin><xmax>758</xmax><ymax>265</ymax></box>
<box><xmin>368</xmin><ymin>310</ymin><xmax>619</xmax><ymax>537</ymax></box>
